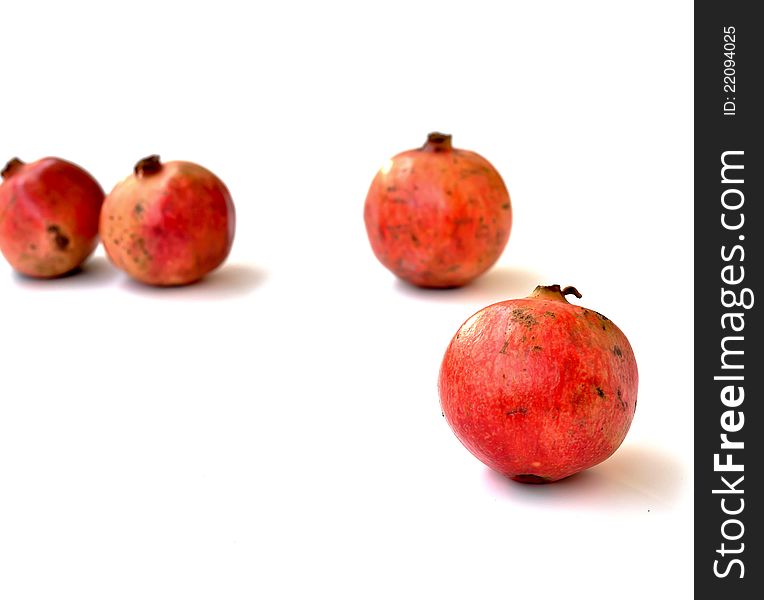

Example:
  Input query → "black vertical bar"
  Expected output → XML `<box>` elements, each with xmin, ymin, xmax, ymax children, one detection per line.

<box><xmin>695</xmin><ymin>1</ymin><xmax>762</xmax><ymax>596</ymax></box>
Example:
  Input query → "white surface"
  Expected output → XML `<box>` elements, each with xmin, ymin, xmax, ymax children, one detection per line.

<box><xmin>0</xmin><ymin>1</ymin><xmax>693</xmax><ymax>598</ymax></box>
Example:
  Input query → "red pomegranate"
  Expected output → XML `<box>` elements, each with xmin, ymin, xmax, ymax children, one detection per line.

<box><xmin>100</xmin><ymin>155</ymin><xmax>235</xmax><ymax>286</ymax></box>
<box><xmin>364</xmin><ymin>133</ymin><xmax>511</xmax><ymax>288</ymax></box>
<box><xmin>0</xmin><ymin>157</ymin><xmax>104</xmax><ymax>278</ymax></box>
<box><xmin>439</xmin><ymin>285</ymin><xmax>638</xmax><ymax>483</ymax></box>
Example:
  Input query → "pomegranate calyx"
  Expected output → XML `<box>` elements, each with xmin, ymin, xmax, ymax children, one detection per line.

<box><xmin>423</xmin><ymin>132</ymin><xmax>453</xmax><ymax>152</ymax></box>
<box><xmin>529</xmin><ymin>284</ymin><xmax>582</xmax><ymax>303</ymax></box>
<box><xmin>562</xmin><ymin>285</ymin><xmax>583</xmax><ymax>299</ymax></box>
<box><xmin>1</xmin><ymin>157</ymin><xmax>25</xmax><ymax>180</ymax></box>
<box><xmin>134</xmin><ymin>155</ymin><xmax>162</xmax><ymax>177</ymax></box>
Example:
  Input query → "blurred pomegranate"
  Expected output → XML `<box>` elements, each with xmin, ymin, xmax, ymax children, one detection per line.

<box><xmin>0</xmin><ymin>157</ymin><xmax>104</xmax><ymax>278</ymax></box>
<box><xmin>364</xmin><ymin>133</ymin><xmax>511</xmax><ymax>288</ymax></box>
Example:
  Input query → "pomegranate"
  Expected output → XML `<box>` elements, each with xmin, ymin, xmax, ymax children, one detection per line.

<box><xmin>0</xmin><ymin>157</ymin><xmax>104</xmax><ymax>278</ymax></box>
<box><xmin>439</xmin><ymin>285</ymin><xmax>638</xmax><ymax>483</ymax></box>
<box><xmin>364</xmin><ymin>133</ymin><xmax>511</xmax><ymax>288</ymax></box>
<box><xmin>101</xmin><ymin>155</ymin><xmax>235</xmax><ymax>286</ymax></box>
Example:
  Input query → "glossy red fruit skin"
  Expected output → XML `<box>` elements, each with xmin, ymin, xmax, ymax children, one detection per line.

<box><xmin>364</xmin><ymin>133</ymin><xmax>511</xmax><ymax>288</ymax></box>
<box><xmin>100</xmin><ymin>156</ymin><xmax>235</xmax><ymax>286</ymax></box>
<box><xmin>438</xmin><ymin>285</ymin><xmax>638</xmax><ymax>483</ymax></box>
<box><xmin>0</xmin><ymin>157</ymin><xmax>104</xmax><ymax>278</ymax></box>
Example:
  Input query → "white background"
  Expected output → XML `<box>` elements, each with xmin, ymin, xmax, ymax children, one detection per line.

<box><xmin>0</xmin><ymin>1</ymin><xmax>693</xmax><ymax>598</ymax></box>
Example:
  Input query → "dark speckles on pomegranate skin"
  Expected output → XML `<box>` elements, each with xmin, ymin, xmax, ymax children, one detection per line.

<box><xmin>46</xmin><ymin>225</ymin><xmax>70</xmax><ymax>251</ymax></box>
<box><xmin>438</xmin><ymin>284</ymin><xmax>639</xmax><ymax>483</ymax></box>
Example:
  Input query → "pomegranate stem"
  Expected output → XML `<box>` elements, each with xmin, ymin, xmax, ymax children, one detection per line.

<box><xmin>1</xmin><ymin>157</ymin><xmax>25</xmax><ymax>179</ymax></box>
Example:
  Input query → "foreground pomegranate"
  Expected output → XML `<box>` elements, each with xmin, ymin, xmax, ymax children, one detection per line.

<box><xmin>101</xmin><ymin>155</ymin><xmax>235</xmax><ymax>286</ymax></box>
<box><xmin>439</xmin><ymin>285</ymin><xmax>638</xmax><ymax>483</ymax></box>
<box><xmin>364</xmin><ymin>133</ymin><xmax>511</xmax><ymax>288</ymax></box>
<box><xmin>0</xmin><ymin>157</ymin><xmax>104</xmax><ymax>278</ymax></box>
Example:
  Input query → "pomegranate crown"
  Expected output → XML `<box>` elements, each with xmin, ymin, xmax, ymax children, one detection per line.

<box><xmin>1</xmin><ymin>157</ymin><xmax>25</xmax><ymax>180</ymax></box>
<box><xmin>134</xmin><ymin>155</ymin><xmax>162</xmax><ymax>177</ymax></box>
<box><xmin>529</xmin><ymin>284</ymin><xmax>583</xmax><ymax>303</ymax></box>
